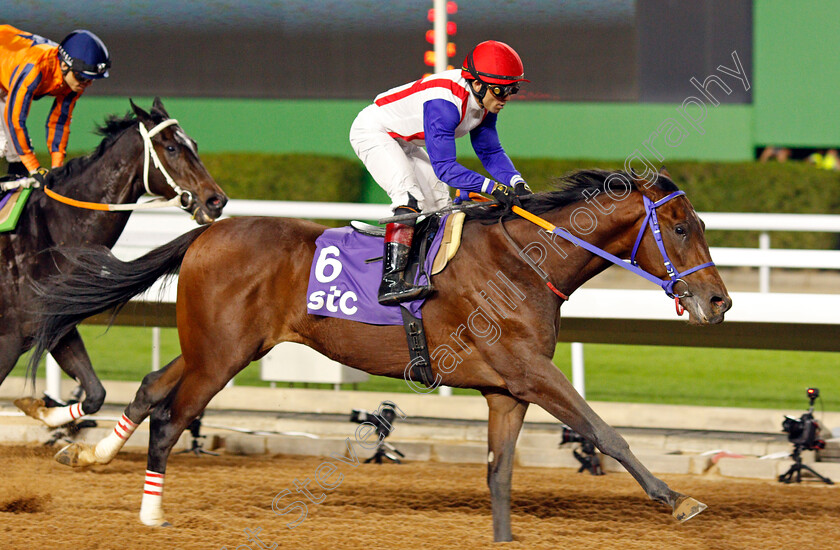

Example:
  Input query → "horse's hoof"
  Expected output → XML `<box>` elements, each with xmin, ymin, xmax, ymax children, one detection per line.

<box><xmin>14</xmin><ymin>397</ymin><xmax>46</xmax><ymax>419</ymax></box>
<box><xmin>54</xmin><ymin>443</ymin><xmax>97</xmax><ymax>467</ymax></box>
<box><xmin>673</xmin><ymin>495</ymin><xmax>707</xmax><ymax>522</ymax></box>
<box><xmin>140</xmin><ymin>515</ymin><xmax>171</xmax><ymax>527</ymax></box>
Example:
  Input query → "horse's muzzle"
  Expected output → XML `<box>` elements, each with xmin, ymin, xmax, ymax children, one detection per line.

<box><xmin>192</xmin><ymin>193</ymin><xmax>228</xmax><ymax>224</ymax></box>
<box><xmin>685</xmin><ymin>292</ymin><xmax>732</xmax><ymax>325</ymax></box>
<box><xmin>708</xmin><ymin>294</ymin><xmax>732</xmax><ymax>324</ymax></box>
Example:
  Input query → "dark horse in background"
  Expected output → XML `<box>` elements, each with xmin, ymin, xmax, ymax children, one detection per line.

<box><xmin>7</xmin><ymin>98</ymin><xmax>227</xmax><ymax>428</ymax></box>
<box><xmin>29</xmin><ymin>169</ymin><xmax>730</xmax><ymax>541</ymax></box>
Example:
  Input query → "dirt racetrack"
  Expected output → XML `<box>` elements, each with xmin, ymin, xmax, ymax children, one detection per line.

<box><xmin>1</xmin><ymin>444</ymin><xmax>838</xmax><ymax>550</ymax></box>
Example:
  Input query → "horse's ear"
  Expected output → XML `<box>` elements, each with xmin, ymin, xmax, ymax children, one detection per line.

<box><xmin>659</xmin><ymin>165</ymin><xmax>672</xmax><ymax>180</ymax></box>
<box><xmin>627</xmin><ymin>170</ymin><xmax>661</xmax><ymax>200</ymax></box>
<box><xmin>152</xmin><ymin>96</ymin><xmax>170</xmax><ymax>118</ymax></box>
<box><xmin>628</xmin><ymin>169</ymin><xmax>649</xmax><ymax>188</ymax></box>
<box><xmin>130</xmin><ymin>99</ymin><xmax>151</xmax><ymax>123</ymax></box>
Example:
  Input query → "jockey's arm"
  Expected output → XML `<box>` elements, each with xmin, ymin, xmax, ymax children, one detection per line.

<box><xmin>470</xmin><ymin>113</ymin><xmax>525</xmax><ymax>188</ymax></box>
<box><xmin>5</xmin><ymin>64</ymin><xmax>43</xmax><ymax>172</ymax></box>
<box><xmin>45</xmin><ymin>92</ymin><xmax>80</xmax><ymax>169</ymax></box>
<box><xmin>423</xmin><ymin>99</ymin><xmax>495</xmax><ymax>194</ymax></box>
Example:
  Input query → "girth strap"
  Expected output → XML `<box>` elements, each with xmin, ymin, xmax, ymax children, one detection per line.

<box><xmin>399</xmin><ymin>306</ymin><xmax>437</xmax><ymax>387</ymax></box>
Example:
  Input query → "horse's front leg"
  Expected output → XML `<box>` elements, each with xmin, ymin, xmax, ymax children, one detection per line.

<box><xmin>484</xmin><ymin>391</ymin><xmax>529</xmax><ymax>543</ymax></box>
<box><xmin>0</xmin><ymin>334</ymin><xmax>24</xmax><ymax>386</ymax></box>
<box><xmin>506</xmin><ymin>355</ymin><xmax>705</xmax><ymax>522</ymax></box>
<box><xmin>15</xmin><ymin>328</ymin><xmax>105</xmax><ymax>428</ymax></box>
<box><xmin>55</xmin><ymin>356</ymin><xmax>186</xmax><ymax>468</ymax></box>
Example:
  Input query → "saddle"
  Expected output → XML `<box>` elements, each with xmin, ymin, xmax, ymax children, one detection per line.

<box><xmin>352</xmin><ymin>211</ymin><xmax>465</xmax><ymax>276</ymax></box>
<box><xmin>351</xmin><ymin>212</ymin><xmax>466</xmax><ymax>388</ymax></box>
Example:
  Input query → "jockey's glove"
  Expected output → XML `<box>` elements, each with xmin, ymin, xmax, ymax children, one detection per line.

<box><xmin>490</xmin><ymin>182</ymin><xmax>521</xmax><ymax>211</ymax></box>
<box><xmin>29</xmin><ymin>167</ymin><xmax>49</xmax><ymax>187</ymax></box>
<box><xmin>514</xmin><ymin>181</ymin><xmax>533</xmax><ymax>197</ymax></box>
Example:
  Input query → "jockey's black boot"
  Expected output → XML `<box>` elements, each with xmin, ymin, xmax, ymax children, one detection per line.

<box><xmin>378</xmin><ymin>220</ymin><xmax>430</xmax><ymax>306</ymax></box>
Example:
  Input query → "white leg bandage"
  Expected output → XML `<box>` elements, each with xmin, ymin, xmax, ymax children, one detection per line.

<box><xmin>140</xmin><ymin>470</ymin><xmax>166</xmax><ymax>526</ymax></box>
<box><xmin>95</xmin><ymin>414</ymin><xmax>139</xmax><ymax>462</ymax></box>
<box><xmin>39</xmin><ymin>402</ymin><xmax>84</xmax><ymax>427</ymax></box>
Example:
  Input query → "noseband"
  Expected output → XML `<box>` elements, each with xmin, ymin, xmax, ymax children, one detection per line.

<box><xmin>628</xmin><ymin>191</ymin><xmax>715</xmax><ymax>298</ymax></box>
<box><xmin>138</xmin><ymin>119</ymin><xmax>195</xmax><ymax>212</ymax></box>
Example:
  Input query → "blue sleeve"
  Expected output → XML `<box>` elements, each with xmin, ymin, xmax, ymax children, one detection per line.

<box><xmin>423</xmin><ymin>99</ymin><xmax>493</xmax><ymax>193</ymax></box>
<box><xmin>470</xmin><ymin>113</ymin><xmax>524</xmax><ymax>187</ymax></box>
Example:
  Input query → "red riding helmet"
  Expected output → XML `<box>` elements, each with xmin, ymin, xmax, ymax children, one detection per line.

<box><xmin>461</xmin><ymin>41</ymin><xmax>529</xmax><ymax>85</ymax></box>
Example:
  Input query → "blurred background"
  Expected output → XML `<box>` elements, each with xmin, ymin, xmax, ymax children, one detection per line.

<box><xmin>8</xmin><ymin>0</ymin><xmax>835</xmax><ymax>161</ymax></box>
<box><xmin>4</xmin><ymin>0</ymin><xmax>839</xmax><ymax>409</ymax></box>
<box><xmin>8</xmin><ymin>1</ymin><xmax>839</xmax><ymax>214</ymax></box>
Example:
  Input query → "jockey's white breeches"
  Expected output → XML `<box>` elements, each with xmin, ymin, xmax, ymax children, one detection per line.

<box><xmin>350</xmin><ymin>105</ymin><xmax>451</xmax><ymax>213</ymax></box>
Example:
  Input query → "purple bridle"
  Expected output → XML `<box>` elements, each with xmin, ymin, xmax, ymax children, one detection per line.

<box><xmin>551</xmin><ymin>190</ymin><xmax>715</xmax><ymax>298</ymax></box>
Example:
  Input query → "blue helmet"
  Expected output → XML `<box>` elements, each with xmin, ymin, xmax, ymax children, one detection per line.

<box><xmin>58</xmin><ymin>30</ymin><xmax>110</xmax><ymax>80</ymax></box>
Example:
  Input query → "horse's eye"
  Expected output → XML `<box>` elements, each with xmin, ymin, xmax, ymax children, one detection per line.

<box><xmin>675</xmin><ymin>226</ymin><xmax>686</xmax><ymax>236</ymax></box>
<box><xmin>165</xmin><ymin>145</ymin><xmax>176</xmax><ymax>153</ymax></box>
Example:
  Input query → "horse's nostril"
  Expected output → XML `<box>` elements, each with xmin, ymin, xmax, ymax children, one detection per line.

<box><xmin>711</xmin><ymin>296</ymin><xmax>730</xmax><ymax>311</ymax></box>
<box><xmin>201</xmin><ymin>194</ymin><xmax>227</xmax><ymax>219</ymax></box>
<box><xmin>208</xmin><ymin>194</ymin><xmax>227</xmax><ymax>210</ymax></box>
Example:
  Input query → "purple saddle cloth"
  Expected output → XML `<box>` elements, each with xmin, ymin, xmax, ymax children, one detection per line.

<box><xmin>306</xmin><ymin>216</ymin><xmax>448</xmax><ymax>325</ymax></box>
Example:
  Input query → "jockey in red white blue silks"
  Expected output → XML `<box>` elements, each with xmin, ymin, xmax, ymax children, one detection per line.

<box><xmin>350</xmin><ymin>40</ymin><xmax>533</xmax><ymax>306</ymax></box>
<box><xmin>0</xmin><ymin>25</ymin><xmax>110</xmax><ymax>183</ymax></box>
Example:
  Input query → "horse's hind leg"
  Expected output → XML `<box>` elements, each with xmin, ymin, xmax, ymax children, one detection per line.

<box><xmin>55</xmin><ymin>356</ymin><xmax>186</xmax><ymax>468</ymax></box>
<box><xmin>140</xmin><ymin>365</ymin><xmax>236</xmax><ymax>526</ymax></box>
<box><xmin>512</xmin><ymin>357</ymin><xmax>705</xmax><ymax>521</ymax></box>
<box><xmin>15</xmin><ymin>328</ymin><xmax>104</xmax><ymax>427</ymax></box>
<box><xmin>485</xmin><ymin>391</ymin><xmax>529</xmax><ymax>543</ymax></box>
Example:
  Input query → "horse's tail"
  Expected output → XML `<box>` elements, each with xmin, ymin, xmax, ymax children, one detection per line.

<box><xmin>27</xmin><ymin>225</ymin><xmax>212</xmax><ymax>377</ymax></box>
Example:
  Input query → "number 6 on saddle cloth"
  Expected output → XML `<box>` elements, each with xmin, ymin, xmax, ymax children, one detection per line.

<box><xmin>306</xmin><ymin>214</ymin><xmax>458</xmax><ymax>387</ymax></box>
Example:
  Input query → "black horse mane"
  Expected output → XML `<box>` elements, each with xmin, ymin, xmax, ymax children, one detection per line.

<box><xmin>51</xmin><ymin>107</ymin><xmax>168</xmax><ymax>181</ymax></box>
<box><xmin>463</xmin><ymin>169</ymin><xmax>680</xmax><ymax>222</ymax></box>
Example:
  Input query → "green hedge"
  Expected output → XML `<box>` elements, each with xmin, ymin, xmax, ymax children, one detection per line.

<box><xmin>5</xmin><ymin>153</ymin><xmax>366</xmax><ymax>227</ymax></box>
<box><xmin>8</xmin><ymin>154</ymin><xmax>839</xmax><ymax>248</ymax></box>
<box><xmin>200</xmin><ymin>153</ymin><xmax>365</xmax><ymax>202</ymax></box>
<box><xmin>460</xmin><ymin>158</ymin><xmax>840</xmax><ymax>249</ymax></box>
<box><xmin>3</xmin><ymin>153</ymin><xmax>366</xmax><ymax>203</ymax></box>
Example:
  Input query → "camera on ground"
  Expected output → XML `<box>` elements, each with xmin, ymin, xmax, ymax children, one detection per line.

<box><xmin>350</xmin><ymin>401</ymin><xmax>399</xmax><ymax>439</ymax></box>
<box><xmin>781</xmin><ymin>387</ymin><xmax>826</xmax><ymax>451</ymax></box>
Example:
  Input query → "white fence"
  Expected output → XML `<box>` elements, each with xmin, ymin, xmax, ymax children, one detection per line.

<box><xmin>113</xmin><ymin>202</ymin><xmax>840</xmax><ymax>276</ymax></box>
<box><xmin>699</xmin><ymin>213</ymin><xmax>840</xmax><ymax>293</ymax></box>
<box><xmin>47</xmin><ymin>200</ymin><xmax>840</xmax><ymax>400</ymax></box>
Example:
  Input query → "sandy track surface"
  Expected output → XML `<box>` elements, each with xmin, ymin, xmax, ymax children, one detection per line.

<box><xmin>2</xmin><ymin>444</ymin><xmax>838</xmax><ymax>549</ymax></box>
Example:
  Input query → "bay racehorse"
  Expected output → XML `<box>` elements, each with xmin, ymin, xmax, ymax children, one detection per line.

<box><xmin>9</xmin><ymin>97</ymin><xmax>227</xmax><ymax>428</ymax></box>
<box><xmin>29</xmin><ymin>169</ymin><xmax>730</xmax><ymax>542</ymax></box>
